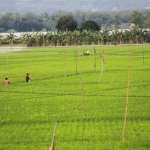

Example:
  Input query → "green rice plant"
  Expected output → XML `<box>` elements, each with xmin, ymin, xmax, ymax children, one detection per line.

<box><xmin>0</xmin><ymin>45</ymin><xmax>150</xmax><ymax>150</ymax></box>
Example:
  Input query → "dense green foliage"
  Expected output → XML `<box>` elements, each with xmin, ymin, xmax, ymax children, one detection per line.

<box><xmin>0</xmin><ymin>45</ymin><xmax>150</xmax><ymax>150</ymax></box>
<box><xmin>1</xmin><ymin>27</ymin><xmax>150</xmax><ymax>46</ymax></box>
<box><xmin>130</xmin><ymin>11</ymin><xmax>143</xmax><ymax>27</ymax></box>
<box><xmin>143</xmin><ymin>19</ymin><xmax>150</xmax><ymax>28</ymax></box>
<box><xmin>56</xmin><ymin>15</ymin><xmax>77</xmax><ymax>31</ymax></box>
<box><xmin>0</xmin><ymin>9</ymin><xmax>150</xmax><ymax>32</ymax></box>
<box><xmin>81</xmin><ymin>20</ymin><xmax>100</xmax><ymax>31</ymax></box>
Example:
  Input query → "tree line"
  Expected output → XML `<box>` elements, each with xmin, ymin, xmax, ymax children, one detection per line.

<box><xmin>0</xmin><ymin>9</ymin><xmax>150</xmax><ymax>32</ymax></box>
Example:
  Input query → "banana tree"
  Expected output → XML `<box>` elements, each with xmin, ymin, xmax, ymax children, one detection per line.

<box><xmin>0</xmin><ymin>34</ymin><xmax>3</xmax><ymax>45</ymax></box>
<box><xmin>98</xmin><ymin>28</ymin><xmax>109</xmax><ymax>45</ymax></box>
<box><xmin>20</xmin><ymin>33</ymin><xmax>28</xmax><ymax>46</ymax></box>
<box><xmin>43</xmin><ymin>32</ymin><xmax>50</xmax><ymax>46</ymax></box>
<box><xmin>6</xmin><ymin>32</ymin><xmax>16</xmax><ymax>46</ymax></box>
<box><xmin>34</xmin><ymin>32</ymin><xmax>45</xmax><ymax>46</ymax></box>
<box><xmin>81</xmin><ymin>29</ymin><xmax>93</xmax><ymax>45</ymax></box>
<box><xmin>142</xmin><ymin>30</ymin><xmax>150</xmax><ymax>43</ymax></box>
<box><xmin>117</xmin><ymin>30</ymin><xmax>126</xmax><ymax>44</ymax></box>
<box><xmin>46</xmin><ymin>31</ymin><xmax>57</xmax><ymax>46</ymax></box>
<box><xmin>109</xmin><ymin>30</ymin><xmax>118</xmax><ymax>45</ymax></box>
<box><xmin>63</xmin><ymin>30</ymin><xmax>71</xmax><ymax>46</ymax></box>
<box><xmin>90</xmin><ymin>31</ymin><xmax>98</xmax><ymax>45</ymax></box>
<box><xmin>130</xmin><ymin>27</ymin><xmax>140</xmax><ymax>44</ymax></box>
<box><xmin>73</xmin><ymin>30</ymin><xmax>82</xmax><ymax>45</ymax></box>
<box><xmin>23</xmin><ymin>33</ymin><xmax>36</xmax><ymax>47</ymax></box>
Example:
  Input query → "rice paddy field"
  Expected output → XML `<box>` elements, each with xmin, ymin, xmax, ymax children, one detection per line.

<box><xmin>0</xmin><ymin>45</ymin><xmax>150</xmax><ymax>150</ymax></box>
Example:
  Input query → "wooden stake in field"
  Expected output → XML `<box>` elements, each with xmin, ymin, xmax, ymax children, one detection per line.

<box><xmin>79</xmin><ymin>49</ymin><xmax>88</xmax><ymax>120</ymax></box>
<box><xmin>49</xmin><ymin>122</ymin><xmax>58</xmax><ymax>150</ymax></box>
<box><xmin>103</xmin><ymin>51</ymin><xmax>105</xmax><ymax>71</ymax></box>
<box><xmin>122</xmin><ymin>46</ymin><xmax>132</xmax><ymax>141</ymax></box>
<box><xmin>6</xmin><ymin>45</ymin><xmax>13</xmax><ymax>65</ymax></box>
<box><xmin>75</xmin><ymin>48</ymin><xmax>78</xmax><ymax>75</ymax></box>
<box><xmin>7</xmin><ymin>50</ymin><xmax>9</xmax><ymax>65</ymax></box>
<box><xmin>94</xmin><ymin>47</ymin><xmax>96</xmax><ymax>72</ymax></box>
<box><xmin>142</xmin><ymin>44</ymin><xmax>145</xmax><ymax>66</ymax></box>
<box><xmin>98</xmin><ymin>51</ymin><xmax>105</xmax><ymax>83</ymax></box>
<box><xmin>64</xmin><ymin>49</ymin><xmax>67</xmax><ymax>77</ymax></box>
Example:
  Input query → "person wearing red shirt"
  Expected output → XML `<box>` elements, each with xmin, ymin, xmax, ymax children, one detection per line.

<box><xmin>50</xmin><ymin>145</ymin><xmax>54</xmax><ymax>150</ymax></box>
<box><xmin>4</xmin><ymin>78</ymin><xmax>10</xmax><ymax>85</ymax></box>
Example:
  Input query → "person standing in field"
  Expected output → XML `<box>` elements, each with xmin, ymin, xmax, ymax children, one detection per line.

<box><xmin>50</xmin><ymin>145</ymin><xmax>54</xmax><ymax>150</ymax></box>
<box><xmin>4</xmin><ymin>77</ymin><xmax>10</xmax><ymax>85</ymax></box>
<box><xmin>26</xmin><ymin>73</ymin><xmax>30</xmax><ymax>82</ymax></box>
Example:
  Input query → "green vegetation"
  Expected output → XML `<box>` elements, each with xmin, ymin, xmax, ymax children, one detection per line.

<box><xmin>0</xmin><ymin>9</ymin><xmax>150</xmax><ymax>32</ymax></box>
<box><xmin>130</xmin><ymin>11</ymin><xmax>143</xmax><ymax>27</ymax></box>
<box><xmin>81</xmin><ymin>20</ymin><xmax>100</xmax><ymax>31</ymax></box>
<box><xmin>56</xmin><ymin>15</ymin><xmax>77</xmax><ymax>31</ymax></box>
<box><xmin>0</xmin><ymin>45</ymin><xmax>150</xmax><ymax>150</ymax></box>
<box><xmin>1</xmin><ymin>27</ymin><xmax>150</xmax><ymax>47</ymax></box>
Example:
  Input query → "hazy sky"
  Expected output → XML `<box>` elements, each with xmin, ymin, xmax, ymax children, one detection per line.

<box><xmin>0</xmin><ymin>0</ymin><xmax>150</xmax><ymax>14</ymax></box>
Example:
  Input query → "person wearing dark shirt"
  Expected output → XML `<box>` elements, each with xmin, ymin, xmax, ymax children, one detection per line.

<box><xmin>26</xmin><ymin>73</ymin><xmax>30</xmax><ymax>82</ymax></box>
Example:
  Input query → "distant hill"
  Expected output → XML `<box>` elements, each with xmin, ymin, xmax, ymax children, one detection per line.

<box><xmin>0</xmin><ymin>0</ymin><xmax>150</xmax><ymax>14</ymax></box>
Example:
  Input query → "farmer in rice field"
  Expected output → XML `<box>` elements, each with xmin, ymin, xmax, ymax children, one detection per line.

<box><xmin>84</xmin><ymin>50</ymin><xmax>90</xmax><ymax>55</ymax></box>
<box><xmin>4</xmin><ymin>77</ymin><xmax>10</xmax><ymax>85</ymax></box>
<box><xmin>26</xmin><ymin>73</ymin><xmax>30</xmax><ymax>82</ymax></box>
<box><xmin>50</xmin><ymin>145</ymin><xmax>54</xmax><ymax>150</ymax></box>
